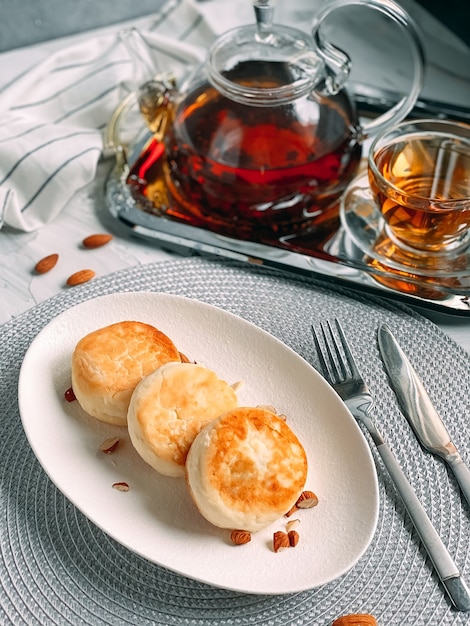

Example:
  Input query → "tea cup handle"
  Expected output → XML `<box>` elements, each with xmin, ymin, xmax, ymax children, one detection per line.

<box><xmin>311</xmin><ymin>0</ymin><xmax>425</xmax><ymax>140</ymax></box>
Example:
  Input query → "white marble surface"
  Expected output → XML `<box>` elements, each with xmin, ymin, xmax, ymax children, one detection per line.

<box><xmin>0</xmin><ymin>0</ymin><xmax>469</xmax><ymax>353</ymax></box>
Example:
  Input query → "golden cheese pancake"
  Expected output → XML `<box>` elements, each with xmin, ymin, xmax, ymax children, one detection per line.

<box><xmin>185</xmin><ymin>406</ymin><xmax>308</xmax><ymax>532</ymax></box>
<box><xmin>127</xmin><ymin>362</ymin><xmax>239</xmax><ymax>477</ymax></box>
<box><xmin>71</xmin><ymin>321</ymin><xmax>181</xmax><ymax>426</ymax></box>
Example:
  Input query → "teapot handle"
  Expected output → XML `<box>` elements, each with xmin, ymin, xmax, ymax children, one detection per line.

<box><xmin>311</xmin><ymin>0</ymin><xmax>425</xmax><ymax>140</ymax></box>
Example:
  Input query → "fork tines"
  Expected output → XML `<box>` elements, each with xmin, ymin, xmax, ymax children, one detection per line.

<box><xmin>311</xmin><ymin>319</ymin><xmax>359</xmax><ymax>385</ymax></box>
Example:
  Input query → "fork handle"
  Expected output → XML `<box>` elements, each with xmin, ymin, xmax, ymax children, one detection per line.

<box><xmin>377</xmin><ymin>442</ymin><xmax>470</xmax><ymax>612</ymax></box>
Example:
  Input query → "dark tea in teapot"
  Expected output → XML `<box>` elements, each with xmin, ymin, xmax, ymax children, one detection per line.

<box><xmin>163</xmin><ymin>59</ymin><xmax>362</xmax><ymax>239</ymax></box>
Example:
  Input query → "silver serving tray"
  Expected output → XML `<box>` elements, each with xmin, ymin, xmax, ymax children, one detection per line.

<box><xmin>104</xmin><ymin>93</ymin><xmax>470</xmax><ymax>316</ymax></box>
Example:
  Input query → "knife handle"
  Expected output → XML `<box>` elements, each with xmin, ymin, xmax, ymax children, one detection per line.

<box><xmin>377</xmin><ymin>442</ymin><xmax>470</xmax><ymax>612</ymax></box>
<box><xmin>448</xmin><ymin>458</ymin><xmax>470</xmax><ymax>510</ymax></box>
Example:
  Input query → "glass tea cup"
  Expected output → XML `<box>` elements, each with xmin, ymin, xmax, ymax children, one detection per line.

<box><xmin>368</xmin><ymin>119</ymin><xmax>470</xmax><ymax>255</ymax></box>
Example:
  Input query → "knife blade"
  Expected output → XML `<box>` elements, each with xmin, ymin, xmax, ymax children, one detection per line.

<box><xmin>377</xmin><ymin>323</ymin><xmax>470</xmax><ymax>509</ymax></box>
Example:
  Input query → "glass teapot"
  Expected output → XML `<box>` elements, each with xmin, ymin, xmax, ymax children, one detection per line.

<box><xmin>133</xmin><ymin>0</ymin><xmax>425</xmax><ymax>241</ymax></box>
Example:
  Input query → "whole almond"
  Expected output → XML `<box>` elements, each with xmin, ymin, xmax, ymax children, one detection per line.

<box><xmin>66</xmin><ymin>269</ymin><xmax>95</xmax><ymax>286</ymax></box>
<box><xmin>82</xmin><ymin>233</ymin><xmax>113</xmax><ymax>248</ymax></box>
<box><xmin>332</xmin><ymin>614</ymin><xmax>378</xmax><ymax>626</ymax></box>
<box><xmin>230</xmin><ymin>530</ymin><xmax>251</xmax><ymax>545</ymax></box>
<box><xmin>34</xmin><ymin>253</ymin><xmax>59</xmax><ymax>274</ymax></box>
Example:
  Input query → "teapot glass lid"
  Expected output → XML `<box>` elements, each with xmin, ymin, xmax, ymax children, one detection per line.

<box><xmin>206</xmin><ymin>3</ymin><xmax>324</xmax><ymax>106</ymax></box>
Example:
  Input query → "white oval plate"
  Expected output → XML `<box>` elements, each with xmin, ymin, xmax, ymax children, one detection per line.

<box><xmin>18</xmin><ymin>292</ymin><xmax>379</xmax><ymax>595</ymax></box>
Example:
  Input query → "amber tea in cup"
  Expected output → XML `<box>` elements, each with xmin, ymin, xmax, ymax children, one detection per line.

<box><xmin>368</xmin><ymin>120</ymin><xmax>470</xmax><ymax>254</ymax></box>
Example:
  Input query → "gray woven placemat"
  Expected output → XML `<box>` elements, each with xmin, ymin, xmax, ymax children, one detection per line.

<box><xmin>1</xmin><ymin>257</ymin><xmax>469</xmax><ymax>626</ymax></box>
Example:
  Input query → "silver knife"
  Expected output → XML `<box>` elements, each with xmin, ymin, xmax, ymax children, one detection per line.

<box><xmin>378</xmin><ymin>323</ymin><xmax>470</xmax><ymax>509</ymax></box>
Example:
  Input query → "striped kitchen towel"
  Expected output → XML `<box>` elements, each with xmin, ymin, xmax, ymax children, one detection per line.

<box><xmin>0</xmin><ymin>0</ymin><xmax>209</xmax><ymax>232</ymax></box>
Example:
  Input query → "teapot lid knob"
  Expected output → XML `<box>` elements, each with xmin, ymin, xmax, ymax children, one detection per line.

<box><xmin>207</xmin><ymin>1</ymin><xmax>325</xmax><ymax>106</ymax></box>
<box><xmin>253</xmin><ymin>0</ymin><xmax>275</xmax><ymax>36</ymax></box>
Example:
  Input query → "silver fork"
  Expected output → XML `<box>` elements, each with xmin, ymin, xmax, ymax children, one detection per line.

<box><xmin>311</xmin><ymin>319</ymin><xmax>470</xmax><ymax>613</ymax></box>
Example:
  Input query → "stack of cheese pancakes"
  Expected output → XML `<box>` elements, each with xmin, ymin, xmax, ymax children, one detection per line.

<box><xmin>71</xmin><ymin>320</ymin><xmax>308</xmax><ymax>533</ymax></box>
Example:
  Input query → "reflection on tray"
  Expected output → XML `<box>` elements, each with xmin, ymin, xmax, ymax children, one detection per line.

<box><xmin>104</xmin><ymin>109</ymin><xmax>470</xmax><ymax>316</ymax></box>
<box><xmin>127</xmin><ymin>137</ymin><xmax>342</xmax><ymax>244</ymax></box>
